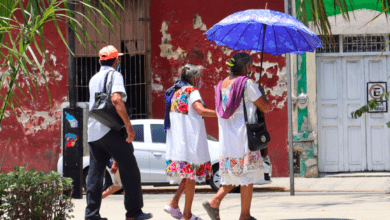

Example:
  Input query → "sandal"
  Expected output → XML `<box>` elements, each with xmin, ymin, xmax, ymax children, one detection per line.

<box><xmin>181</xmin><ymin>215</ymin><xmax>203</xmax><ymax>220</ymax></box>
<box><xmin>164</xmin><ymin>204</ymin><xmax>183</xmax><ymax>219</ymax></box>
<box><xmin>202</xmin><ymin>201</ymin><xmax>220</xmax><ymax>220</ymax></box>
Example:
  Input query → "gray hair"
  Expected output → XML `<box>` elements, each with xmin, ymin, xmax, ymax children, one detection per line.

<box><xmin>180</xmin><ymin>64</ymin><xmax>202</xmax><ymax>83</ymax></box>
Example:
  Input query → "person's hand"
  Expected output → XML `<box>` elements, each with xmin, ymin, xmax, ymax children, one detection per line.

<box><xmin>110</xmin><ymin>160</ymin><xmax>118</xmax><ymax>174</ymax></box>
<box><xmin>125</xmin><ymin>124</ymin><xmax>135</xmax><ymax>143</ymax></box>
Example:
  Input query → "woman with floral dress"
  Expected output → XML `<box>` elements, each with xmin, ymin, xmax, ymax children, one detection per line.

<box><xmin>164</xmin><ymin>64</ymin><xmax>217</xmax><ymax>220</ymax></box>
<box><xmin>203</xmin><ymin>53</ymin><xmax>270</xmax><ymax>220</ymax></box>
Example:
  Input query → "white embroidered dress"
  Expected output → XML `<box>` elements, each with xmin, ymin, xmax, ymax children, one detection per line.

<box><xmin>165</xmin><ymin>86</ymin><xmax>212</xmax><ymax>184</ymax></box>
<box><xmin>218</xmin><ymin>79</ymin><xmax>264</xmax><ymax>186</ymax></box>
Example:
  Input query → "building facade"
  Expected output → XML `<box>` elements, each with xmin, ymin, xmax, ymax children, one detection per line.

<box><xmin>293</xmin><ymin>0</ymin><xmax>390</xmax><ymax>176</ymax></box>
<box><xmin>0</xmin><ymin>0</ymin><xmax>290</xmax><ymax>177</ymax></box>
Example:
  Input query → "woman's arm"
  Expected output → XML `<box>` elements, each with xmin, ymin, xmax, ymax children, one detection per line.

<box><xmin>253</xmin><ymin>86</ymin><xmax>270</xmax><ymax>113</ymax></box>
<box><xmin>192</xmin><ymin>101</ymin><xmax>217</xmax><ymax>117</ymax></box>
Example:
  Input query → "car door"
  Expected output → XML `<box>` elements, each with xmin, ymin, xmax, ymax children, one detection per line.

<box><xmin>148</xmin><ymin>124</ymin><xmax>168</xmax><ymax>182</ymax></box>
<box><xmin>132</xmin><ymin>124</ymin><xmax>151</xmax><ymax>182</ymax></box>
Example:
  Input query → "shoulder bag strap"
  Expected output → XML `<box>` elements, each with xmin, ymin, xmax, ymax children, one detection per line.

<box><xmin>242</xmin><ymin>80</ymin><xmax>249</xmax><ymax>125</ymax></box>
<box><xmin>105</xmin><ymin>70</ymin><xmax>115</xmax><ymax>95</ymax></box>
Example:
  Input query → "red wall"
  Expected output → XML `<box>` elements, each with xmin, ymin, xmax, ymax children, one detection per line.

<box><xmin>0</xmin><ymin>1</ymin><xmax>289</xmax><ymax>177</ymax></box>
<box><xmin>150</xmin><ymin>0</ymin><xmax>289</xmax><ymax>176</ymax></box>
<box><xmin>0</xmin><ymin>19</ymin><xmax>68</xmax><ymax>172</ymax></box>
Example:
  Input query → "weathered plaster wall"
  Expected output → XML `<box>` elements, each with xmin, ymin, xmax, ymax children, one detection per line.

<box><xmin>150</xmin><ymin>0</ymin><xmax>289</xmax><ymax>176</ymax></box>
<box><xmin>0</xmin><ymin>18</ymin><xmax>68</xmax><ymax>172</ymax></box>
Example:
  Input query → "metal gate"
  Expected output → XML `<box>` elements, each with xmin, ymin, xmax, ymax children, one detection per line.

<box><xmin>74</xmin><ymin>0</ymin><xmax>152</xmax><ymax>119</ymax></box>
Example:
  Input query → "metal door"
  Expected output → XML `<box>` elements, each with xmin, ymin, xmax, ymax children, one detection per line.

<box><xmin>364</xmin><ymin>56</ymin><xmax>390</xmax><ymax>171</ymax></box>
<box><xmin>317</xmin><ymin>57</ymin><xmax>344</xmax><ymax>172</ymax></box>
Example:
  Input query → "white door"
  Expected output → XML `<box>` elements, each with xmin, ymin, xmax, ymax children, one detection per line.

<box><xmin>342</xmin><ymin>57</ymin><xmax>366</xmax><ymax>172</ymax></box>
<box><xmin>318</xmin><ymin>56</ymin><xmax>390</xmax><ymax>172</ymax></box>
<box><xmin>317</xmin><ymin>57</ymin><xmax>344</xmax><ymax>172</ymax></box>
<box><xmin>364</xmin><ymin>56</ymin><xmax>390</xmax><ymax>171</ymax></box>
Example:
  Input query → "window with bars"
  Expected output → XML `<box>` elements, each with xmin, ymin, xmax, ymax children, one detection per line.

<box><xmin>74</xmin><ymin>0</ymin><xmax>151</xmax><ymax>119</ymax></box>
<box><xmin>316</xmin><ymin>34</ymin><xmax>387</xmax><ymax>53</ymax></box>
<box><xmin>343</xmin><ymin>35</ymin><xmax>386</xmax><ymax>52</ymax></box>
<box><xmin>316</xmin><ymin>35</ymin><xmax>340</xmax><ymax>53</ymax></box>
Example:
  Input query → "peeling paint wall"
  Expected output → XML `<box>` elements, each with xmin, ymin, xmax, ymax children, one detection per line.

<box><xmin>0</xmin><ymin>18</ymin><xmax>68</xmax><ymax>172</ymax></box>
<box><xmin>150</xmin><ymin>0</ymin><xmax>289</xmax><ymax>177</ymax></box>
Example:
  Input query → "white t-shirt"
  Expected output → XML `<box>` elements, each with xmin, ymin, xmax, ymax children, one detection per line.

<box><xmin>166</xmin><ymin>86</ymin><xmax>210</xmax><ymax>165</ymax></box>
<box><xmin>88</xmin><ymin>66</ymin><xmax>127</xmax><ymax>142</ymax></box>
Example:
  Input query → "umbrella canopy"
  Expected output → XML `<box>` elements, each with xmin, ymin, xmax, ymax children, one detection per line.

<box><xmin>205</xmin><ymin>9</ymin><xmax>322</xmax><ymax>55</ymax></box>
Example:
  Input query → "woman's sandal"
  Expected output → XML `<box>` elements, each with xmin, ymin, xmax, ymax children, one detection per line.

<box><xmin>164</xmin><ymin>204</ymin><xmax>183</xmax><ymax>219</ymax></box>
<box><xmin>202</xmin><ymin>201</ymin><xmax>220</xmax><ymax>220</ymax></box>
<box><xmin>180</xmin><ymin>214</ymin><xmax>203</xmax><ymax>220</ymax></box>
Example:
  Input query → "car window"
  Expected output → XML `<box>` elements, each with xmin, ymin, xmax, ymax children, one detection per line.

<box><xmin>151</xmin><ymin>124</ymin><xmax>166</xmax><ymax>143</ymax></box>
<box><xmin>133</xmin><ymin>125</ymin><xmax>144</xmax><ymax>142</ymax></box>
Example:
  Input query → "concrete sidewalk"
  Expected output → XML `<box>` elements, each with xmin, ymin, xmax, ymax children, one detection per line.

<box><xmin>72</xmin><ymin>176</ymin><xmax>390</xmax><ymax>220</ymax></box>
<box><xmin>263</xmin><ymin>175</ymin><xmax>390</xmax><ymax>192</ymax></box>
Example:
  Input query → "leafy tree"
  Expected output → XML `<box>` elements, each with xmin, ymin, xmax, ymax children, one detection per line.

<box><xmin>0</xmin><ymin>0</ymin><xmax>122</xmax><ymax>126</ymax></box>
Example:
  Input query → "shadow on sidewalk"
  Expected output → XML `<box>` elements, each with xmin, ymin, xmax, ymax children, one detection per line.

<box><xmin>278</xmin><ymin>219</ymin><xmax>354</xmax><ymax>220</ymax></box>
<box><xmin>140</xmin><ymin>187</ymin><xmax>286</xmax><ymax>194</ymax></box>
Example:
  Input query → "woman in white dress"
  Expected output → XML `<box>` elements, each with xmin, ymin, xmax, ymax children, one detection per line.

<box><xmin>164</xmin><ymin>64</ymin><xmax>217</xmax><ymax>220</ymax></box>
<box><xmin>203</xmin><ymin>53</ymin><xmax>270</xmax><ymax>220</ymax></box>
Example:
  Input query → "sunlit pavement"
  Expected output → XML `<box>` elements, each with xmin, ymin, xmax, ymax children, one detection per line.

<box><xmin>72</xmin><ymin>183</ymin><xmax>390</xmax><ymax>220</ymax></box>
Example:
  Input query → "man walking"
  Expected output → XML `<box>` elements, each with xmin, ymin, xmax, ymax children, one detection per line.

<box><xmin>85</xmin><ymin>45</ymin><xmax>152</xmax><ymax>220</ymax></box>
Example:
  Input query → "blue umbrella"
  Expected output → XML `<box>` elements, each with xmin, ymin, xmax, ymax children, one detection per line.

<box><xmin>205</xmin><ymin>9</ymin><xmax>322</xmax><ymax>81</ymax></box>
<box><xmin>205</xmin><ymin>9</ymin><xmax>322</xmax><ymax>56</ymax></box>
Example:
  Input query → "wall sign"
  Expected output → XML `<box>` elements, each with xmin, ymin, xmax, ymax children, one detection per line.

<box><xmin>367</xmin><ymin>82</ymin><xmax>388</xmax><ymax>113</ymax></box>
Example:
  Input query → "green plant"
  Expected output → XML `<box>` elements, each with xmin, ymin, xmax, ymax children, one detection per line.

<box><xmin>0</xmin><ymin>0</ymin><xmax>122</xmax><ymax>126</ymax></box>
<box><xmin>351</xmin><ymin>92</ymin><xmax>390</xmax><ymax>128</ymax></box>
<box><xmin>0</xmin><ymin>165</ymin><xmax>74</xmax><ymax>219</ymax></box>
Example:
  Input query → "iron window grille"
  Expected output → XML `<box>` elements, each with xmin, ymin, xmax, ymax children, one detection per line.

<box><xmin>74</xmin><ymin>0</ymin><xmax>151</xmax><ymax>119</ymax></box>
<box><xmin>316</xmin><ymin>35</ymin><xmax>340</xmax><ymax>53</ymax></box>
<box><xmin>343</xmin><ymin>35</ymin><xmax>386</xmax><ymax>53</ymax></box>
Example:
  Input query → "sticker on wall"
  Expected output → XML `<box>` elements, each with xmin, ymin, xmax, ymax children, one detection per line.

<box><xmin>65</xmin><ymin>112</ymin><xmax>79</xmax><ymax>128</ymax></box>
<box><xmin>65</xmin><ymin>133</ymin><xmax>79</xmax><ymax>148</ymax></box>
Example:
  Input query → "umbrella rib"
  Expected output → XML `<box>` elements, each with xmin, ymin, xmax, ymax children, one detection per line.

<box><xmin>297</xmin><ymin>29</ymin><xmax>316</xmax><ymax>52</ymax></box>
<box><xmin>207</xmin><ymin>25</ymin><xmax>225</xmax><ymax>40</ymax></box>
<box><xmin>218</xmin><ymin>23</ymin><xmax>241</xmax><ymax>48</ymax></box>
<box><xmin>273</xmin><ymin>25</ymin><xmax>278</xmax><ymax>55</ymax></box>
<box><xmin>232</xmin><ymin>23</ymin><xmax>251</xmax><ymax>50</ymax></box>
<box><xmin>283</xmin><ymin>26</ymin><xmax>299</xmax><ymax>53</ymax></box>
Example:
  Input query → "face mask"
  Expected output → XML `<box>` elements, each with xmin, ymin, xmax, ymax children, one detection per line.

<box><xmin>116</xmin><ymin>63</ymin><xmax>121</xmax><ymax>71</ymax></box>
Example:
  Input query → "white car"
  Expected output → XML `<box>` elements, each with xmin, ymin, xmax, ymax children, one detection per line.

<box><xmin>57</xmin><ymin>119</ymin><xmax>272</xmax><ymax>192</ymax></box>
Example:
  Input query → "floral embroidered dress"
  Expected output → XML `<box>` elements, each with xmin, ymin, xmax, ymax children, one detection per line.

<box><xmin>165</xmin><ymin>86</ymin><xmax>212</xmax><ymax>184</ymax></box>
<box><xmin>218</xmin><ymin>79</ymin><xmax>264</xmax><ymax>186</ymax></box>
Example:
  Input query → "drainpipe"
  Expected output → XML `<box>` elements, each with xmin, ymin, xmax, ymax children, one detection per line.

<box><xmin>68</xmin><ymin>0</ymin><xmax>76</xmax><ymax>109</ymax></box>
<box><xmin>284</xmin><ymin>0</ymin><xmax>295</xmax><ymax>196</ymax></box>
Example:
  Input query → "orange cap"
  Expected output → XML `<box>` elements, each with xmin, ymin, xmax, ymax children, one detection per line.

<box><xmin>99</xmin><ymin>45</ymin><xmax>124</xmax><ymax>61</ymax></box>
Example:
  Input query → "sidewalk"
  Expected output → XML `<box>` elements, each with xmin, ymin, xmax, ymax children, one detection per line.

<box><xmin>72</xmin><ymin>175</ymin><xmax>390</xmax><ymax>220</ymax></box>
<box><xmin>262</xmin><ymin>174</ymin><xmax>390</xmax><ymax>192</ymax></box>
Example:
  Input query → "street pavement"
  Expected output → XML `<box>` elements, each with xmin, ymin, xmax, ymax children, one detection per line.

<box><xmin>73</xmin><ymin>176</ymin><xmax>390</xmax><ymax>220</ymax></box>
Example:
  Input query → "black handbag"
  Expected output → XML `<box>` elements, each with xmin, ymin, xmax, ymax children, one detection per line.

<box><xmin>242</xmin><ymin>83</ymin><xmax>271</xmax><ymax>151</ymax></box>
<box><xmin>89</xmin><ymin>70</ymin><xmax>127</xmax><ymax>131</ymax></box>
